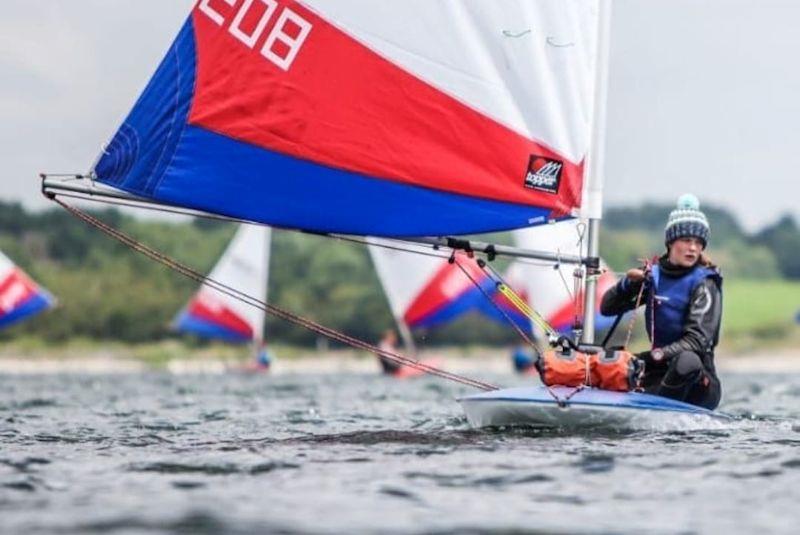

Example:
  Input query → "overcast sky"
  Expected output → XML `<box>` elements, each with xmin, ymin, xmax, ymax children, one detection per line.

<box><xmin>2</xmin><ymin>0</ymin><xmax>798</xmax><ymax>231</ymax></box>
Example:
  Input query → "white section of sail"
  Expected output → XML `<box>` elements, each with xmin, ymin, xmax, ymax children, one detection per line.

<box><xmin>367</xmin><ymin>239</ymin><xmax>444</xmax><ymax>325</ymax></box>
<box><xmin>0</xmin><ymin>250</ymin><xmax>14</xmax><ymax>275</ymax></box>
<box><xmin>196</xmin><ymin>224</ymin><xmax>271</xmax><ymax>343</ymax></box>
<box><xmin>581</xmin><ymin>0</ymin><xmax>612</xmax><ymax>220</ymax></box>
<box><xmin>303</xmin><ymin>0</ymin><xmax>600</xmax><ymax>164</ymax></box>
<box><xmin>512</xmin><ymin>221</ymin><xmax>587</xmax><ymax>323</ymax></box>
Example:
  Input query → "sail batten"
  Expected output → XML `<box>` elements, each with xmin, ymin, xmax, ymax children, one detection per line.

<box><xmin>90</xmin><ymin>0</ymin><xmax>603</xmax><ymax>238</ymax></box>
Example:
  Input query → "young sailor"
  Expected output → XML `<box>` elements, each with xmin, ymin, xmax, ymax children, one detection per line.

<box><xmin>600</xmin><ymin>194</ymin><xmax>723</xmax><ymax>409</ymax></box>
<box><xmin>377</xmin><ymin>329</ymin><xmax>402</xmax><ymax>375</ymax></box>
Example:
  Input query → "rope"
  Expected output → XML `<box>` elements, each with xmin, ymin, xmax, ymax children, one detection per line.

<box><xmin>622</xmin><ymin>259</ymin><xmax>652</xmax><ymax>349</ymax></box>
<box><xmin>480</xmin><ymin>262</ymin><xmax>559</xmax><ymax>340</ymax></box>
<box><xmin>52</xmin><ymin>198</ymin><xmax>499</xmax><ymax>392</ymax></box>
<box><xmin>451</xmin><ymin>256</ymin><xmax>538</xmax><ymax>348</ymax></box>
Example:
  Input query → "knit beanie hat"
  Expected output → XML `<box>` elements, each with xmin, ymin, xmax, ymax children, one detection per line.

<box><xmin>664</xmin><ymin>193</ymin><xmax>710</xmax><ymax>247</ymax></box>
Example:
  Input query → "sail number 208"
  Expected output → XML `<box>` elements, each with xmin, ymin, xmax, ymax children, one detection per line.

<box><xmin>198</xmin><ymin>0</ymin><xmax>312</xmax><ymax>71</ymax></box>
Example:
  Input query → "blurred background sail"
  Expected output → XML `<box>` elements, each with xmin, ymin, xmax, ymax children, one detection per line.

<box><xmin>173</xmin><ymin>224</ymin><xmax>271</xmax><ymax>345</ymax></box>
<box><xmin>0</xmin><ymin>249</ymin><xmax>55</xmax><ymax>330</ymax></box>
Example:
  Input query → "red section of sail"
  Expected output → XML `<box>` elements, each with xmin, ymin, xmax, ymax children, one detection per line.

<box><xmin>189</xmin><ymin>1</ymin><xmax>582</xmax><ymax>215</ymax></box>
<box><xmin>403</xmin><ymin>254</ymin><xmax>485</xmax><ymax>327</ymax></box>
<box><xmin>188</xmin><ymin>295</ymin><xmax>254</xmax><ymax>339</ymax></box>
<box><xmin>0</xmin><ymin>269</ymin><xmax>37</xmax><ymax>313</ymax></box>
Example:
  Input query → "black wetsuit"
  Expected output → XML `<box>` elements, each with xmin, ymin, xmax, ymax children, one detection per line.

<box><xmin>601</xmin><ymin>257</ymin><xmax>722</xmax><ymax>409</ymax></box>
<box><xmin>378</xmin><ymin>356</ymin><xmax>401</xmax><ymax>375</ymax></box>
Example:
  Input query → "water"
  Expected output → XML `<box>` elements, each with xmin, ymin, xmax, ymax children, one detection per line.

<box><xmin>1</xmin><ymin>369</ymin><xmax>799</xmax><ymax>534</ymax></box>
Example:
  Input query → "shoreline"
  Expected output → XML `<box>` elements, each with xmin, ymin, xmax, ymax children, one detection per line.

<box><xmin>1</xmin><ymin>347</ymin><xmax>799</xmax><ymax>375</ymax></box>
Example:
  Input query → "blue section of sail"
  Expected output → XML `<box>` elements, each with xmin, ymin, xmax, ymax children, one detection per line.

<box><xmin>91</xmin><ymin>18</ymin><xmax>553</xmax><ymax>237</ymax></box>
<box><xmin>475</xmin><ymin>300</ymin><xmax>533</xmax><ymax>334</ymax></box>
<box><xmin>94</xmin><ymin>18</ymin><xmax>196</xmax><ymax>197</ymax></box>
<box><xmin>154</xmin><ymin>126</ymin><xmax>553</xmax><ymax>237</ymax></box>
<box><xmin>174</xmin><ymin>312</ymin><xmax>251</xmax><ymax>344</ymax></box>
<box><xmin>552</xmin><ymin>312</ymin><xmax>618</xmax><ymax>334</ymax></box>
<box><xmin>0</xmin><ymin>293</ymin><xmax>52</xmax><ymax>330</ymax></box>
<box><xmin>409</xmin><ymin>285</ymin><xmax>490</xmax><ymax>330</ymax></box>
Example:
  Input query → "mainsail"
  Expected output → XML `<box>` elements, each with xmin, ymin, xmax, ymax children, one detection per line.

<box><xmin>173</xmin><ymin>224</ymin><xmax>271</xmax><ymax>343</ymax></box>
<box><xmin>44</xmin><ymin>0</ymin><xmax>611</xmax><ymax>351</ymax></box>
<box><xmin>0</xmin><ymin>250</ymin><xmax>55</xmax><ymax>330</ymax></box>
<box><xmin>90</xmin><ymin>0</ymin><xmax>602</xmax><ymax>237</ymax></box>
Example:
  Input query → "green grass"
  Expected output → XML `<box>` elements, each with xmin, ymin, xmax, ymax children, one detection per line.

<box><xmin>722</xmin><ymin>279</ymin><xmax>800</xmax><ymax>339</ymax></box>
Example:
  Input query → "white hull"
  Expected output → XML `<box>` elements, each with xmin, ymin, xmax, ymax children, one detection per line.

<box><xmin>459</xmin><ymin>386</ymin><xmax>730</xmax><ymax>432</ymax></box>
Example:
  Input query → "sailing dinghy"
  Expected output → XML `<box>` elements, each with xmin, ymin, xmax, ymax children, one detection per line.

<box><xmin>460</xmin><ymin>387</ymin><xmax>728</xmax><ymax>430</ymax></box>
<box><xmin>41</xmin><ymin>0</ymin><xmax>728</xmax><ymax>430</ymax></box>
<box><xmin>369</xmin><ymin>240</ymin><xmax>491</xmax><ymax>377</ymax></box>
<box><xmin>0</xmin><ymin>250</ymin><xmax>55</xmax><ymax>330</ymax></box>
<box><xmin>173</xmin><ymin>224</ymin><xmax>272</xmax><ymax>368</ymax></box>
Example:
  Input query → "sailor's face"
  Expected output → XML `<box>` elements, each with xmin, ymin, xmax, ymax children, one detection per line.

<box><xmin>668</xmin><ymin>237</ymin><xmax>704</xmax><ymax>267</ymax></box>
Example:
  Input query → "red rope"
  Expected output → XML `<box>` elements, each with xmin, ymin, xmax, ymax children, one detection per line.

<box><xmin>52</xmin><ymin>198</ymin><xmax>499</xmax><ymax>392</ymax></box>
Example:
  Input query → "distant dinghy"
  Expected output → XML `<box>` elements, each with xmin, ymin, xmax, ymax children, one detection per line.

<box><xmin>173</xmin><ymin>224</ymin><xmax>271</xmax><ymax>352</ymax></box>
<box><xmin>0</xmin><ymin>250</ymin><xmax>55</xmax><ymax>330</ymax></box>
<box><xmin>368</xmin><ymin>240</ymin><xmax>486</xmax><ymax>375</ymax></box>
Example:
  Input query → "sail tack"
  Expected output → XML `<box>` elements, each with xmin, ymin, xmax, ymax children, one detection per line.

<box><xmin>0</xmin><ymin>251</ymin><xmax>54</xmax><ymax>330</ymax></box>
<box><xmin>173</xmin><ymin>224</ymin><xmax>271</xmax><ymax>343</ymax></box>
<box><xmin>93</xmin><ymin>0</ymin><xmax>602</xmax><ymax>237</ymax></box>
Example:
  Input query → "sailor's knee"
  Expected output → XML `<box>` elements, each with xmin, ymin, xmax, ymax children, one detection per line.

<box><xmin>672</xmin><ymin>351</ymin><xmax>703</xmax><ymax>376</ymax></box>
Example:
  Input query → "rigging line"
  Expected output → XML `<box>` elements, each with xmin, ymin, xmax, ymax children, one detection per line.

<box><xmin>50</xmin><ymin>197</ymin><xmax>498</xmax><ymax>392</ymax></box>
<box><xmin>452</xmin><ymin>256</ymin><xmax>538</xmax><ymax>349</ymax></box>
<box><xmin>40</xmin><ymin>173</ymin><xmax>89</xmax><ymax>179</ymax></box>
<box><xmin>49</xmin><ymin>191</ymin><xmax>256</xmax><ymax>224</ymax></box>
<box><xmin>623</xmin><ymin>263</ymin><xmax>650</xmax><ymax>350</ymax></box>
<box><xmin>52</xmin><ymin>186</ymin><xmax>458</xmax><ymax>264</ymax></box>
<box><xmin>477</xmin><ymin>260</ymin><xmax>559</xmax><ymax>340</ymax></box>
<box><xmin>328</xmin><ymin>234</ymin><xmax>452</xmax><ymax>262</ymax></box>
<box><xmin>505</xmin><ymin>257</ymin><xmax>560</xmax><ymax>268</ymax></box>
<box><xmin>555</xmin><ymin>258</ymin><xmax>575</xmax><ymax>301</ymax></box>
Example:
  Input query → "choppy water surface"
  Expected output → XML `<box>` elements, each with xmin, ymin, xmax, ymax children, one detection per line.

<box><xmin>2</xmin><ymin>369</ymin><xmax>799</xmax><ymax>534</ymax></box>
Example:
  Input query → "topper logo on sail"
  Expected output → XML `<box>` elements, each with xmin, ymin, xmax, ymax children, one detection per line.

<box><xmin>524</xmin><ymin>155</ymin><xmax>562</xmax><ymax>194</ymax></box>
<box><xmin>198</xmin><ymin>0</ymin><xmax>313</xmax><ymax>71</ymax></box>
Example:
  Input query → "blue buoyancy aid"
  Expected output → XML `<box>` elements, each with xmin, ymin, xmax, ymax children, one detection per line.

<box><xmin>645</xmin><ymin>264</ymin><xmax>721</xmax><ymax>348</ymax></box>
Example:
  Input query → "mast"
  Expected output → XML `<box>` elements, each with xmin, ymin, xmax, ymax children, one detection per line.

<box><xmin>581</xmin><ymin>0</ymin><xmax>612</xmax><ymax>345</ymax></box>
<box><xmin>253</xmin><ymin>227</ymin><xmax>272</xmax><ymax>359</ymax></box>
<box><xmin>396</xmin><ymin>321</ymin><xmax>417</xmax><ymax>356</ymax></box>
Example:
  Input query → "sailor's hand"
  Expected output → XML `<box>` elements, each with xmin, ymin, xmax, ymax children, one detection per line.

<box><xmin>635</xmin><ymin>349</ymin><xmax>664</xmax><ymax>366</ymax></box>
<box><xmin>626</xmin><ymin>268</ymin><xmax>646</xmax><ymax>282</ymax></box>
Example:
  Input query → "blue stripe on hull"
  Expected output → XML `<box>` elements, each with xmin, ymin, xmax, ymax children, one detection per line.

<box><xmin>462</xmin><ymin>386</ymin><xmax>718</xmax><ymax>415</ymax></box>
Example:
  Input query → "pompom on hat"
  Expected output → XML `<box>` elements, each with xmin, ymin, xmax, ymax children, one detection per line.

<box><xmin>664</xmin><ymin>193</ymin><xmax>710</xmax><ymax>247</ymax></box>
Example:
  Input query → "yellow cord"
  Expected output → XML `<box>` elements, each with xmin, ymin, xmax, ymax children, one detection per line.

<box><xmin>496</xmin><ymin>283</ymin><xmax>558</xmax><ymax>338</ymax></box>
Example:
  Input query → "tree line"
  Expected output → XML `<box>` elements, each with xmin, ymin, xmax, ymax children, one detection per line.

<box><xmin>0</xmin><ymin>200</ymin><xmax>797</xmax><ymax>346</ymax></box>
